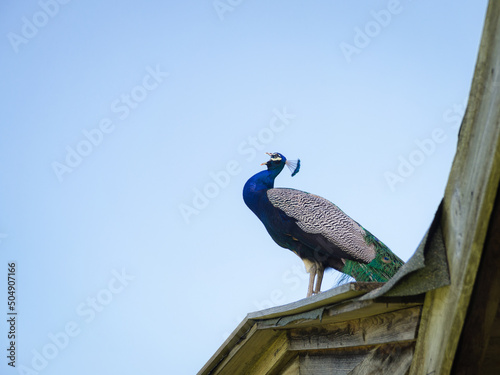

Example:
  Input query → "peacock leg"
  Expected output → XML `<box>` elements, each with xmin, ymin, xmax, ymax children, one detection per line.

<box><xmin>303</xmin><ymin>259</ymin><xmax>318</xmax><ymax>297</ymax></box>
<box><xmin>307</xmin><ymin>268</ymin><xmax>315</xmax><ymax>297</ymax></box>
<box><xmin>314</xmin><ymin>266</ymin><xmax>324</xmax><ymax>295</ymax></box>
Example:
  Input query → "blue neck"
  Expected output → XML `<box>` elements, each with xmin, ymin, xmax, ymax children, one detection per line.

<box><xmin>243</xmin><ymin>167</ymin><xmax>283</xmax><ymax>212</ymax></box>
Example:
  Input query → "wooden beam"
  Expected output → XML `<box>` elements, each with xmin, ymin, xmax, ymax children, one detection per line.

<box><xmin>288</xmin><ymin>306</ymin><xmax>420</xmax><ymax>351</ymax></box>
<box><xmin>247</xmin><ymin>282</ymin><xmax>383</xmax><ymax>321</ymax></box>
<box><xmin>209</xmin><ymin>325</ymin><xmax>279</xmax><ymax>375</ymax></box>
<box><xmin>280</xmin><ymin>356</ymin><xmax>299</xmax><ymax>375</ymax></box>
<box><xmin>255</xmin><ymin>299</ymin><xmax>422</xmax><ymax>330</ymax></box>
<box><xmin>323</xmin><ymin>299</ymin><xmax>423</xmax><ymax>326</ymax></box>
<box><xmin>198</xmin><ymin>318</ymin><xmax>255</xmax><ymax>375</ymax></box>
<box><xmin>246</xmin><ymin>332</ymin><xmax>294</xmax><ymax>375</ymax></box>
<box><xmin>199</xmin><ymin>284</ymin><xmax>421</xmax><ymax>375</ymax></box>
<box><xmin>410</xmin><ymin>1</ymin><xmax>500</xmax><ymax>374</ymax></box>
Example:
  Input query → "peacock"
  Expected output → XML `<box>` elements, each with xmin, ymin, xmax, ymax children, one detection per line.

<box><xmin>243</xmin><ymin>152</ymin><xmax>404</xmax><ymax>297</ymax></box>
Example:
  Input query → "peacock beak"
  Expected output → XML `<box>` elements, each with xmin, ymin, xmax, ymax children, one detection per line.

<box><xmin>261</xmin><ymin>152</ymin><xmax>272</xmax><ymax>166</ymax></box>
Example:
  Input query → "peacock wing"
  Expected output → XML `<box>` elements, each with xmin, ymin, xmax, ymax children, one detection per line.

<box><xmin>266</xmin><ymin>188</ymin><xmax>376</xmax><ymax>264</ymax></box>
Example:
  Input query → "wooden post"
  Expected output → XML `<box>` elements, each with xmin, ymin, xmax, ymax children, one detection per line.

<box><xmin>410</xmin><ymin>1</ymin><xmax>500</xmax><ymax>374</ymax></box>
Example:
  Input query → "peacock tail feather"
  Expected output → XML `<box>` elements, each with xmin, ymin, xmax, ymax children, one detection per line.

<box><xmin>340</xmin><ymin>228</ymin><xmax>404</xmax><ymax>283</ymax></box>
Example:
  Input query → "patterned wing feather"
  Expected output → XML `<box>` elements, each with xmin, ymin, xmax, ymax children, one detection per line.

<box><xmin>266</xmin><ymin>188</ymin><xmax>376</xmax><ymax>264</ymax></box>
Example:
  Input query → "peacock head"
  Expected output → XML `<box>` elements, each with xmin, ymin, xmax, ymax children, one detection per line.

<box><xmin>262</xmin><ymin>152</ymin><xmax>301</xmax><ymax>176</ymax></box>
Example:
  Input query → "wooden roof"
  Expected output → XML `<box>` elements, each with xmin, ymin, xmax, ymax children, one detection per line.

<box><xmin>199</xmin><ymin>283</ymin><xmax>424</xmax><ymax>375</ymax></box>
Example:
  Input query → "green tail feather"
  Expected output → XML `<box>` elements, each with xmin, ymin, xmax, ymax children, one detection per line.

<box><xmin>339</xmin><ymin>228</ymin><xmax>404</xmax><ymax>283</ymax></box>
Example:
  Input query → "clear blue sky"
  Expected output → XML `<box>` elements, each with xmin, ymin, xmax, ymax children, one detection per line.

<box><xmin>0</xmin><ymin>1</ymin><xmax>488</xmax><ymax>374</ymax></box>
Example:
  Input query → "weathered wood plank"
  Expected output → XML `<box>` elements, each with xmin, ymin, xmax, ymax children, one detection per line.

<box><xmin>245</xmin><ymin>332</ymin><xmax>293</xmax><ymax>375</ymax></box>
<box><xmin>298</xmin><ymin>350</ymin><xmax>370</xmax><ymax>375</ymax></box>
<box><xmin>288</xmin><ymin>306</ymin><xmax>421</xmax><ymax>351</ymax></box>
<box><xmin>280</xmin><ymin>356</ymin><xmax>299</xmax><ymax>375</ymax></box>
<box><xmin>290</xmin><ymin>343</ymin><xmax>414</xmax><ymax>375</ymax></box>
<box><xmin>348</xmin><ymin>343</ymin><xmax>414</xmax><ymax>375</ymax></box>
<box><xmin>198</xmin><ymin>318</ymin><xmax>255</xmax><ymax>375</ymax></box>
<box><xmin>210</xmin><ymin>325</ymin><xmax>279</xmax><ymax>375</ymax></box>
<box><xmin>247</xmin><ymin>282</ymin><xmax>384</xmax><ymax>321</ymax></box>
<box><xmin>410</xmin><ymin>1</ymin><xmax>500</xmax><ymax>374</ymax></box>
<box><xmin>255</xmin><ymin>299</ymin><xmax>422</xmax><ymax>330</ymax></box>
<box><xmin>199</xmin><ymin>288</ymin><xmax>422</xmax><ymax>374</ymax></box>
<box><xmin>323</xmin><ymin>300</ymin><xmax>423</xmax><ymax>326</ymax></box>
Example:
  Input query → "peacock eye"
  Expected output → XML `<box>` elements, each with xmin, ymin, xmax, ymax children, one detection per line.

<box><xmin>382</xmin><ymin>256</ymin><xmax>391</xmax><ymax>263</ymax></box>
<box><xmin>270</xmin><ymin>153</ymin><xmax>282</xmax><ymax>161</ymax></box>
